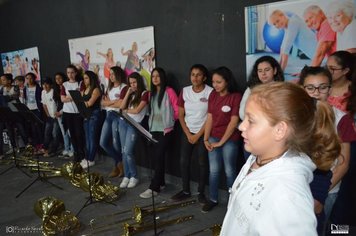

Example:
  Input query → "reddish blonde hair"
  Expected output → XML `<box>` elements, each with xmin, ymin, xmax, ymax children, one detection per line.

<box><xmin>250</xmin><ymin>82</ymin><xmax>340</xmax><ymax>171</ymax></box>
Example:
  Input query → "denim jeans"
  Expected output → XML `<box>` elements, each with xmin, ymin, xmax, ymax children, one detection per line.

<box><xmin>83</xmin><ymin>109</ymin><xmax>101</xmax><ymax>161</ymax></box>
<box><xmin>208</xmin><ymin>136</ymin><xmax>238</xmax><ymax>202</ymax></box>
<box><xmin>57</xmin><ymin>116</ymin><xmax>73</xmax><ymax>153</ymax></box>
<box><xmin>43</xmin><ymin>117</ymin><xmax>59</xmax><ymax>151</ymax></box>
<box><xmin>119</xmin><ymin>120</ymin><xmax>138</xmax><ymax>178</ymax></box>
<box><xmin>99</xmin><ymin>111</ymin><xmax>122</xmax><ymax>164</ymax></box>
<box><xmin>180</xmin><ymin>134</ymin><xmax>208</xmax><ymax>194</ymax></box>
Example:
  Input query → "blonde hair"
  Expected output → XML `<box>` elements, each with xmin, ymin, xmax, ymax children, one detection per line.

<box><xmin>250</xmin><ymin>82</ymin><xmax>340</xmax><ymax>171</ymax></box>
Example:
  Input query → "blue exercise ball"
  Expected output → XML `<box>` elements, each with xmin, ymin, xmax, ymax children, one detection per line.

<box><xmin>262</xmin><ymin>22</ymin><xmax>285</xmax><ymax>53</ymax></box>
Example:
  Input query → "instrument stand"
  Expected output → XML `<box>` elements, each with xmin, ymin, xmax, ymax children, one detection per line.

<box><xmin>114</xmin><ymin>111</ymin><xmax>160</xmax><ymax>235</ymax></box>
<box><xmin>76</xmin><ymin>159</ymin><xmax>116</xmax><ymax>217</ymax></box>
<box><xmin>16</xmin><ymin>153</ymin><xmax>63</xmax><ymax>198</ymax></box>
<box><xmin>0</xmin><ymin>107</ymin><xmax>31</xmax><ymax>178</ymax></box>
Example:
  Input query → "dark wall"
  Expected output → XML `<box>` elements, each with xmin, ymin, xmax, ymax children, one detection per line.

<box><xmin>0</xmin><ymin>0</ymin><xmax>282</xmax><ymax>179</ymax></box>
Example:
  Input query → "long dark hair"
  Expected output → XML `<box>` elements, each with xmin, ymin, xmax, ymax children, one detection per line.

<box><xmin>108</xmin><ymin>66</ymin><xmax>126</xmax><ymax>91</ymax></box>
<box><xmin>151</xmin><ymin>67</ymin><xmax>167</xmax><ymax>108</ymax></box>
<box><xmin>127</xmin><ymin>72</ymin><xmax>146</xmax><ymax>108</ymax></box>
<box><xmin>248</xmin><ymin>56</ymin><xmax>284</xmax><ymax>88</ymax></box>
<box><xmin>84</xmin><ymin>70</ymin><xmax>100</xmax><ymax>95</ymax></box>
<box><xmin>211</xmin><ymin>66</ymin><xmax>238</xmax><ymax>93</ymax></box>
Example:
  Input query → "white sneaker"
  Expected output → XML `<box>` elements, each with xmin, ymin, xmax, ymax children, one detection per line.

<box><xmin>127</xmin><ymin>177</ymin><xmax>139</xmax><ymax>188</ymax></box>
<box><xmin>62</xmin><ymin>150</ymin><xmax>69</xmax><ymax>156</ymax></box>
<box><xmin>120</xmin><ymin>177</ymin><xmax>130</xmax><ymax>188</ymax></box>
<box><xmin>139</xmin><ymin>189</ymin><xmax>158</xmax><ymax>199</ymax></box>
<box><xmin>68</xmin><ymin>152</ymin><xmax>74</xmax><ymax>157</ymax></box>
<box><xmin>81</xmin><ymin>160</ymin><xmax>95</xmax><ymax>169</ymax></box>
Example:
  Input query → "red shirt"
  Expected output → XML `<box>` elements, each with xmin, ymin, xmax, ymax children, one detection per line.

<box><xmin>208</xmin><ymin>90</ymin><xmax>242</xmax><ymax>141</ymax></box>
<box><xmin>317</xmin><ymin>20</ymin><xmax>336</xmax><ymax>57</ymax></box>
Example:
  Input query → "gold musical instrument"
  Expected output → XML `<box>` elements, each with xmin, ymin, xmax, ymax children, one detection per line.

<box><xmin>34</xmin><ymin>196</ymin><xmax>65</xmax><ymax>221</ymax></box>
<box><xmin>61</xmin><ymin>162</ymin><xmax>84</xmax><ymax>187</ymax></box>
<box><xmin>34</xmin><ymin>196</ymin><xmax>80</xmax><ymax>236</ymax></box>
<box><xmin>123</xmin><ymin>215</ymin><xmax>194</xmax><ymax>236</ymax></box>
<box><xmin>88</xmin><ymin>200</ymin><xmax>196</xmax><ymax>234</ymax></box>
<box><xmin>185</xmin><ymin>224</ymin><xmax>222</xmax><ymax>236</ymax></box>
<box><xmin>134</xmin><ymin>199</ymin><xmax>196</xmax><ymax>224</ymax></box>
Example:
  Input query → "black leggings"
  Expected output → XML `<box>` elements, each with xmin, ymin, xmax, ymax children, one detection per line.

<box><xmin>63</xmin><ymin>112</ymin><xmax>85</xmax><ymax>162</ymax></box>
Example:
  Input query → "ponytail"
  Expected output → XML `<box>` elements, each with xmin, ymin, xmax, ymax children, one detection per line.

<box><xmin>309</xmin><ymin>101</ymin><xmax>341</xmax><ymax>171</ymax></box>
<box><xmin>250</xmin><ymin>82</ymin><xmax>341</xmax><ymax>171</ymax></box>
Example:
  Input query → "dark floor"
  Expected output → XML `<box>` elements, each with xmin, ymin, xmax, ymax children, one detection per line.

<box><xmin>0</xmin><ymin>149</ymin><xmax>229</xmax><ymax>236</ymax></box>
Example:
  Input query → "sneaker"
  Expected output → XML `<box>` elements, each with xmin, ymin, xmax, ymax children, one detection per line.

<box><xmin>198</xmin><ymin>193</ymin><xmax>207</xmax><ymax>205</ymax></box>
<box><xmin>171</xmin><ymin>190</ymin><xmax>191</xmax><ymax>201</ymax></box>
<box><xmin>68</xmin><ymin>152</ymin><xmax>74</xmax><ymax>158</ymax></box>
<box><xmin>201</xmin><ymin>200</ymin><xmax>218</xmax><ymax>213</ymax></box>
<box><xmin>62</xmin><ymin>150</ymin><xmax>69</xmax><ymax>156</ymax></box>
<box><xmin>127</xmin><ymin>177</ymin><xmax>139</xmax><ymax>188</ymax></box>
<box><xmin>81</xmin><ymin>160</ymin><xmax>95</xmax><ymax>169</ymax></box>
<box><xmin>119</xmin><ymin>177</ymin><xmax>130</xmax><ymax>188</ymax></box>
<box><xmin>140</xmin><ymin>189</ymin><xmax>158</xmax><ymax>199</ymax></box>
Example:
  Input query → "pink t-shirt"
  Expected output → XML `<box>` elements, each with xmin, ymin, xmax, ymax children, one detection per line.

<box><xmin>208</xmin><ymin>90</ymin><xmax>242</xmax><ymax>141</ymax></box>
<box><xmin>316</xmin><ymin>20</ymin><xmax>336</xmax><ymax>57</ymax></box>
<box><xmin>327</xmin><ymin>91</ymin><xmax>350</xmax><ymax>113</ymax></box>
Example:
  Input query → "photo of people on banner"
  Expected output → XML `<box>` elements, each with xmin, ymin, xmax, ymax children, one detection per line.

<box><xmin>68</xmin><ymin>26</ymin><xmax>155</xmax><ymax>91</ymax></box>
<box><xmin>1</xmin><ymin>47</ymin><xmax>41</xmax><ymax>82</ymax></box>
<box><xmin>245</xmin><ymin>0</ymin><xmax>356</xmax><ymax>81</ymax></box>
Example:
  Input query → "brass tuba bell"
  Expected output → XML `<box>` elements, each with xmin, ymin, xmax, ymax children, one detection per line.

<box><xmin>34</xmin><ymin>196</ymin><xmax>66</xmax><ymax>222</ymax></box>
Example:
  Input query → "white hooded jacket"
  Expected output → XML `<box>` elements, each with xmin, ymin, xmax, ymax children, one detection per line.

<box><xmin>221</xmin><ymin>150</ymin><xmax>317</xmax><ymax>236</ymax></box>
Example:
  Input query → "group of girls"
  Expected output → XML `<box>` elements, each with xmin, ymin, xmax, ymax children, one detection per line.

<box><xmin>220</xmin><ymin>50</ymin><xmax>356</xmax><ymax>235</ymax></box>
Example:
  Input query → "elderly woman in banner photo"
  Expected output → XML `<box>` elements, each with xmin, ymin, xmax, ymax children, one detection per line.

<box><xmin>326</xmin><ymin>0</ymin><xmax>356</xmax><ymax>53</ymax></box>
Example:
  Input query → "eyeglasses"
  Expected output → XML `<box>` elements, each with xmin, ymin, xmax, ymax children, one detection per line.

<box><xmin>325</xmin><ymin>66</ymin><xmax>344</xmax><ymax>74</ymax></box>
<box><xmin>304</xmin><ymin>84</ymin><xmax>331</xmax><ymax>94</ymax></box>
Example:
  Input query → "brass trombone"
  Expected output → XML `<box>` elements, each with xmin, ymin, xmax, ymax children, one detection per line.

<box><xmin>123</xmin><ymin>215</ymin><xmax>194</xmax><ymax>236</ymax></box>
<box><xmin>88</xmin><ymin>200</ymin><xmax>196</xmax><ymax>234</ymax></box>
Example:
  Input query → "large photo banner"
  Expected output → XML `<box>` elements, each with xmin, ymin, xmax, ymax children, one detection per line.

<box><xmin>1</xmin><ymin>46</ymin><xmax>41</xmax><ymax>81</ymax></box>
<box><xmin>245</xmin><ymin>0</ymin><xmax>356</xmax><ymax>81</ymax></box>
<box><xmin>68</xmin><ymin>26</ymin><xmax>155</xmax><ymax>90</ymax></box>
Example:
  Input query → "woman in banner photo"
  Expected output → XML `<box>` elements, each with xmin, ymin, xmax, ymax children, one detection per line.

<box><xmin>80</xmin><ymin>71</ymin><xmax>102</xmax><ymax>168</ymax></box>
<box><xmin>100</xmin><ymin>66</ymin><xmax>128</xmax><ymax>178</ymax></box>
<box><xmin>202</xmin><ymin>67</ymin><xmax>242</xmax><ymax>213</ymax></box>
<box><xmin>170</xmin><ymin>64</ymin><xmax>213</xmax><ymax>204</ymax></box>
<box><xmin>76</xmin><ymin>49</ymin><xmax>90</xmax><ymax>71</ymax></box>
<box><xmin>118</xmin><ymin>72</ymin><xmax>149</xmax><ymax>189</ymax></box>
<box><xmin>121</xmin><ymin>42</ymin><xmax>140</xmax><ymax>75</ymax></box>
<box><xmin>139</xmin><ymin>67</ymin><xmax>179</xmax><ymax>199</ymax></box>
<box><xmin>97</xmin><ymin>48</ymin><xmax>116</xmax><ymax>80</ymax></box>
<box><xmin>221</xmin><ymin>82</ymin><xmax>342</xmax><ymax>236</ymax></box>
<box><xmin>326</xmin><ymin>0</ymin><xmax>356</xmax><ymax>53</ymax></box>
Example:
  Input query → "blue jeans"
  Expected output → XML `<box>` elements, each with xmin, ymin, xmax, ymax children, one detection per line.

<box><xmin>99</xmin><ymin>111</ymin><xmax>122</xmax><ymax>164</ymax></box>
<box><xmin>43</xmin><ymin>117</ymin><xmax>59</xmax><ymax>151</ymax></box>
<box><xmin>208</xmin><ymin>137</ymin><xmax>238</xmax><ymax>202</ymax></box>
<box><xmin>119</xmin><ymin>120</ymin><xmax>138</xmax><ymax>178</ymax></box>
<box><xmin>57</xmin><ymin>116</ymin><xmax>73</xmax><ymax>153</ymax></box>
<box><xmin>83</xmin><ymin>109</ymin><xmax>101</xmax><ymax>161</ymax></box>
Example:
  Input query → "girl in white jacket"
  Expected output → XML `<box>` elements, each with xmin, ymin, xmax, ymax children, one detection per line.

<box><xmin>221</xmin><ymin>82</ymin><xmax>341</xmax><ymax>236</ymax></box>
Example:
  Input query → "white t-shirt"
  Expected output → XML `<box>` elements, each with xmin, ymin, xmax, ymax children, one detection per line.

<box><xmin>106</xmin><ymin>83</ymin><xmax>127</xmax><ymax>112</ymax></box>
<box><xmin>26</xmin><ymin>87</ymin><xmax>38</xmax><ymax>110</ymax></box>
<box><xmin>337</xmin><ymin>20</ymin><xmax>356</xmax><ymax>51</ymax></box>
<box><xmin>41</xmin><ymin>89</ymin><xmax>57</xmax><ymax>118</ymax></box>
<box><xmin>127</xmin><ymin>91</ymin><xmax>149</xmax><ymax>123</ymax></box>
<box><xmin>61</xmin><ymin>81</ymin><xmax>79</xmax><ymax>113</ymax></box>
<box><xmin>179</xmin><ymin>85</ymin><xmax>213</xmax><ymax>134</ymax></box>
